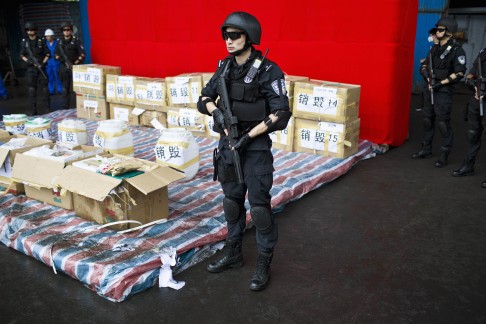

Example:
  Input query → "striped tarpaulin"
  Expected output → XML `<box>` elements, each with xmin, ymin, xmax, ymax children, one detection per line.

<box><xmin>0</xmin><ymin>109</ymin><xmax>373</xmax><ymax>302</ymax></box>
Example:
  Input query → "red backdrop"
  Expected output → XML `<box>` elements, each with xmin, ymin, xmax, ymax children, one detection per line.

<box><xmin>88</xmin><ymin>0</ymin><xmax>418</xmax><ymax>146</ymax></box>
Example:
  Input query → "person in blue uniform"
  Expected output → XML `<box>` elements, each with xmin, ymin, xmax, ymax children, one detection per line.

<box><xmin>44</xmin><ymin>29</ymin><xmax>62</xmax><ymax>95</ymax></box>
<box><xmin>197</xmin><ymin>12</ymin><xmax>291</xmax><ymax>291</ymax></box>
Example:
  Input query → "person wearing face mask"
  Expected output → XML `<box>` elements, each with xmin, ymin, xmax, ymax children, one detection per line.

<box><xmin>197</xmin><ymin>11</ymin><xmax>291</xmax><ymax>291</ymax></box>
<box><xmin>19</xmin><ymin>22</ymin><xmax>50</xmax><ymax>115</ymax></box>
<box><xmin>44</xmin><ymin>29</ymin><xmax>63</xmax><ymax>95</ymax></box>
<box><xmin>412</xmin><ymin>16</ymin><xmax>467</xmax><ymax>168</ymax></box>
<box><xmin>416</xmin><ymin>28</ymin><xmax>439</xmax><ymax>112</ymax></box>
<box><xmin>452</xmin><ymin>47</ymin><xmax>486</xmax><ymax>185</ymax></box>
<box><xmin>55</xmin><ymin>21</ymin><xmax>85</xmax><ymax>109</ymax></box>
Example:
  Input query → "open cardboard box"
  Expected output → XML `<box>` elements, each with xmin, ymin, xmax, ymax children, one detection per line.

<box><xmin>11</xmin><ymin>144</ymin><xmax>106</xmax><ymax>209</ymax></box>
<box><xmin>0</xmin><ymin>131</ymin><xmax>53</xmax><ymax>195</ymax></box>
<box><xmin>56</xmin><ymin>155</ymin><xmax>185</xmax><ymax>230</ymax></box>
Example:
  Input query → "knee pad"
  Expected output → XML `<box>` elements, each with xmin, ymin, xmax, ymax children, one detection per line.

<box><xmin>250</xmin><ymin>206</ymin><xmax>272</xmax><ymax>234</ymax></box>
<box><xmin>223</xmin><ymin>197</ymin><xmax>240</xmax><ymax>224</ymax></box>
<box><xmin>467</xmin><ymin>129</ymin><xmax>480</xmax><ymax>144</ymax></box>
<box><xmin>438</xmin><ymin>120</ymin><xmax>450</xmax><ymax>137</ymax></box>
<box><xmin>28</xmin><ymin>87</ymin><xmax>36</xmax><ymax>97</ymax></box>
<box><xmin>423</xmin><ymin>117</ymin><xmax>433</xmax><ymax>131</ymax></box>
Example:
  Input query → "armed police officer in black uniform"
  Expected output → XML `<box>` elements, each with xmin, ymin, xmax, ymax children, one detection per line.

<box><xmin>412</xmin><ymin>17</ymin><xmax>467</xmax><ymax>167</ymax></box>
<box><xmin>452</xmin><ymin>47</ymin><xmax>486</xmax><ymax>186</ymax></box>
<box><xmin>19</xmin><ymin>22</ymin><xmax>50</xmax><ymax>115</ymax></box>
<box><xmin>55</xmin><ymin>21</ymin><xmax>85</xmax><ymax>109</ymax></box>
<box><xmin>197</xmin><ymin>12</ymin><xmax>291</xmax><ymax>291</ymax></box>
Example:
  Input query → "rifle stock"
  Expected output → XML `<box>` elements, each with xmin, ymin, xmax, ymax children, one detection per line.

<box><xmin>428</xmin><ymin>49</ymin><xmax>435</xmax><ymax>106</ymax></box>
<box><xmin>219</xmin><ymin>61</ymin><xmax>244</xmax><ymax>183</ymax></box>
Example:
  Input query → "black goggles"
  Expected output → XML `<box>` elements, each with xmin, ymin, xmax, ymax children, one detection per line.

<box><xmin>436</xmin><ymin>28</ymin><xmax>446</xmax><ymax>33</ymax></box>
<box><xmin>222</xmin><ymin>31</ymin><xmax>245</xmax><ymax>41</ymax></box>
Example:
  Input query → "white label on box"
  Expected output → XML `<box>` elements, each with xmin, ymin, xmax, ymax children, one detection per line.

<box><xmin>327</xmin><ymin>132</ymin><xmax>340</xmax><ymax>153</ymax></box>
<box><xmin>125</xmin><ymin>84</ymin><xmax>134</xmax><ymax>99</ymax></box>
<box><xmin>318</xmin><ymin>121</ymin><xmax>344</xmax><ymax>133</ymax></box>
<box><xmin>175</xmin><ymin>77</ymin><xmax>190</xmax><ymax>84</ymax></box>
<box><xmin>151</xmin><ymin>118</ymin><xmax>166</xmax><ymax>130</ymax></box>
<box><xmin>296</xmin><ymin>90</ymin><xmax>339</xmax><ymax>116</ymax></box>
<box><xmin>73</xmin><ymin>71</ymin><xmax>82</xmax><ymax>83</ymax></box>
<box><xmin>86</xmin><ymin>68</ymin><xmax>102</xmax><ymax>85</ymax></box>
<box><xmin>206</xmin><ymin>116</ymin><xmax>218</xmax><ymax>137</ymax></box>
<box><xmin>132</xmin><ymin>107</ymin><xmax>145</xmax><ymax>116</ymax></box>
<box><xmin>118</xmin><ymin>76</ymin><xmax>134</xmax><ymax>84</ymax></box>
<box><xmin>190</xmin><ymin>82</ymin><xmax>200</xmax><ymax>103</ymax></box>
<box><xmin>116</xmin><ymin>84</ymin><xmax>124</xmax><ymax>99</ymax></box>
<box><xmin>93</xmin><ymin>134</ymin><xmax>105</xmax><ymax>148</ymax></box>
<box><xmin>169</xmin><ymin>84</ymin><xmax>190</xmax><ymax>104</ymax></box>
<box><xmin>107</xmin><ymin>82</ymin><xmax>116</xmax><ymax>99</ymax></box>
<box><xmin>179</xmin><ymin>108</ymin><xmax>199</xmax><ymax>126</ymax></box>
<box><xmin>167</xmin><ymin>113</ymin><xmax>179</xmax><ymax>126</ymax></box>
<box><xmin>299</xmin><ymin>128</ymin><xmax>325</xmax><ymax>151</ymax></box>
<box><xmin>0</xmin><ymin>157</ymin><xmax>12</xmax><ymax>178</ymax></box>
<box><xmin>113</xmin><ymin>107</ymin><xmax>129</xmax><ymax>121</ymax></box>
<box><xmin>147</xmin><ymin>82</ymin><xmax>163</xmax><ymax>102</ymax></box>
<box><xmin>84</xmin><ymin>100</ymin><xmax>99</xmax><ymax>113</ymax></box>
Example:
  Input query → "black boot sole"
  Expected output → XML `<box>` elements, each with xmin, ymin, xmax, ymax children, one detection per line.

<box><xmin>411</xmin><ymin>154</ymin><xmax>432</xmax><ymax>159</ymax></box>
<box><xmin>250</xmin><ymin>275</ymin><xmax>271</xmax><ymax>291</ymax></box>
<box><xmin>452</xmin><ymin>170</ymin><xmax>474</xmax><ymax>177</ymax></box>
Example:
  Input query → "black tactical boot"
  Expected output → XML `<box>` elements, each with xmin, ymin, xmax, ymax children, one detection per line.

<box><xmin>249</xmin><ymin>252</ymin><xmax>273</xmax><ymax>291</ymax></box>
<box><xmin>411</xmin><ymin>144</ymin><xmax>432</xmax><ymax>159</ymax></box>
<box><xmin>207</xmin><ymin>240</ymin><xmax>243</xmax><ymax>273</ymax></box>
<box><xmin>434</xmin><ymin>150</ymin><xmax>449</xmax><ymax>168</ymax></box>
<box><xmin>452</xmin><ymin>158</ymin><xmax>474</xmax><ymax>177</ymax></box>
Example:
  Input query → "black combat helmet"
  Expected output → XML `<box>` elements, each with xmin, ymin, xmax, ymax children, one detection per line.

<box><xmin>435</xmin><ymin>16</ymin><xmax>458</xmax><ymax>34</ymax></box>
<box><xmin>60</xmin><ymin>21</ymin><xmax>73</xmax><ymax>30</ymax></box>
<box><xmin>221</xmin><ymin>12</ymin><xmax>261</xmax><ymax>45</ymax></box>
<box><xmin>24</xmin><ymin>22</ymin><xmax>37</xmax><ymax>30</ymax></box>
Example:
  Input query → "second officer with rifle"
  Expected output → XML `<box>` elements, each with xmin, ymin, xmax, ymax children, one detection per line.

<box><xmin>19</xmin><ymin>22</ymin><xmax>50</xmax><ymax>115</ymax></box>
<box><xmin>197</xmin><ymin>11</ymin><xmax>291</xmax><ymax>291</ymax></box>
<box><xmin>55</xmin><ymin>21</ymin><xmax>85</xmax><ymax>109</ymax></box>
<box><xmin>412</xmin><ymin>16</ymin><xmax>467</xmax><ymax>167</ymax></box>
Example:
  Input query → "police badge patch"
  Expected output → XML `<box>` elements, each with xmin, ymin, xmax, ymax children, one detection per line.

<box><xmin>271</xmin><ymin>79</ymin><xmax>287</xmax><ymax>95</ymax></box>
<box><xmin>458</xmin><ymin>55</ymin><xmax>466</xmax><ymax>65</ymax></box>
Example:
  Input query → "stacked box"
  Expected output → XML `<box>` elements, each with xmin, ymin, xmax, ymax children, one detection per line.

<box><xmin>106</xmin><ymin>74</ymin><xmax>136</xmax><ymax>105</ymax></box>
<box><xmin>166</xmin><ymin>106</ymin><xmax>205</xmax><ymax>135</ymax></box>
<box><xmin>203</xmin><ymin>115</ymin><xmax>220</xmax><ymax>139</ymax></box>
<box><xmin>76</xmin><ymin>93</ymin><xmax>110</xmax><ymax>120</ymax></box>
<box><xmin>293</xmin><ymin>118</ymin><xmax>360</xmax><ymax>158</ymax></box>
<box><xmin>73</xmin><ymin>64</ymin><xmax>121</xmax><ymax>96</ymax></box>
<box><xmin>285</xmin><ymin>75</ymin><xmax>309</xmax><ymax>110</ymax></box>
<box><xmin>292</xmin><ymin>80</ymin><xmax>360</xmax><ymax>123</ymax></box>
<box><xmin>109</xmin><ymin>103</ymin><xmax>141</xmax><ymax>126</ymax></box>
<box><xmin>134</xmin><ymin>77</ymin><xmax>167</xmax><ymax>111</ymax></box>
<box><xmin>269</xmin><ymin>117</ymin><xmax>294</xmax><ymax>151</ymax></box>
<box><xmin>165</xmin><ymin>75</ymin><xmax>203</xmax><ymax>108</ymax></box>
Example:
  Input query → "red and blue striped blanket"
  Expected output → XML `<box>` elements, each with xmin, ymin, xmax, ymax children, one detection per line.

<box><xmin>0</xmin><ymin>109</ymin><xmax>373</xmax><ymax>302</ymax></box>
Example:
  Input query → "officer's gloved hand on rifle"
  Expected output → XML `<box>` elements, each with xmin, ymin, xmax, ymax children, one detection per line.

<box><xmin>432</xmin><ymin>82</ymin><xmax>442</xmax><ymax>91</ymax></box>
<box><xmin>232</xmin><ymin>133</ymin><xmax>253</xmax><ymax>150</ymax></box>
<box><xmin>211</xmin><ymin>108</ymin><xmax>226</xmax><ymax>132</ymax></box>
<box><xmin>465</xmin><ymin>78</ymin><xmax>476</xmax><ymax>91</ymax></box>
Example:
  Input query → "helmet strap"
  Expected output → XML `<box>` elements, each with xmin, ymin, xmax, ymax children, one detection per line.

<box><xmin>229</xmin><ymin>42</ymin><xmax>251</xmax><ymax>57</ymax></box>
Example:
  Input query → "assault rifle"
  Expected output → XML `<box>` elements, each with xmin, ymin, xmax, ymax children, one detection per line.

<box><xmin>219</xmin><ymin>60</ymin><xmax>244</xmax><ymax>183</ymax></box>
<box><xmin>57</xmin><ymin>40</ymin><xmax>72</xmax><ymax>70</ymax></box>
<box><xmin>428</xmin><ymin>49</ymin><xmax>436</xmax><ymax>105</ymax></box>
<box><xmin>478</xmin><ymin>55</ymin><xmax>484</xmax><ymax>116</ymax></box>
<box><xmin>25</xmin><ymin>41</ymin><xmax>47</xmax><ymax>80</ymax></box>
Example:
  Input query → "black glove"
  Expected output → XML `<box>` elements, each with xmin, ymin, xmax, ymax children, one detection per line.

<box><xmin>211</xmin><ymin>108</ymin><xmax>226</xmax><ymax>132</ymax></box>
<box><xmin>465</xmin><ymin>78</ymin><xmax>476</xmax><ymax>91</ymax></box>
<box><xmin>432</xmin><ymin>82</ymin><xmax>442</xmax><ymax>91</ymax></box>
<box><xmin>232</xmin><ymin>133</ymin><xmax>253</xmax><ymax>150</ymax></box>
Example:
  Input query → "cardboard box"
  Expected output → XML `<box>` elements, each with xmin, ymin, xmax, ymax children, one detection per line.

<box><xmin>269</xmin><ymin>116</ymin><xmax>294</xmax><ymax>151</ymax></box>
<box><xmin>167</xmin><ymin>106</ymin><xmax>206</xmax><ymax>135</ymax></box>
<box><xmin>109</xmin><ymin>103</ymin><xmax>142</xmax><ymax>126</ymax></box>
<box><xmin>202</xmin><ymin>115</ymin><xmax>220</xmax><ymax>139</ymax></box>
<box><xmin>285</xmin><ymin>75</ymin><xmax>309</xmax><ymax>110</ymax></box>
<box><xmin>76</xmin><ymin>93</ymin><xmax>110</xmax><ymax>121</ymax></box>
<box><xmin>140</xmin><ymin>110</ymin><xmax>167</xmax><ymax>128</ymax></box>
<box><xmin>165</xmin><ymin>75</ymin><xmax>202</xmax><ymax>108</ymax></box>
<box><xmin>134</xmin><ymin>77</ymin><xmax>167</xmax><ymax>110</ymax></box>
<box><xmin>293</xmin><ymin>117</ymin><xmax>360</xmax><ymax>158</ymax></box>
<box><xmin>73</xmin><ymin>64</ymin><xmax>121</xmax><ymax>96</ymax></box>
<box><xmin>292</xmin><ymin>80</ymin><xmax>360</xmax><ymax>123</ymax></box>
<box><xmin>0</xmin><ymin>134</ymin><xmax>53</xmax><ymax>194</ymax></box>
<box><xmin>11</xmin><ymin>145</ymin><xmax>105</xmax><ymax>209</ymax></box>
<box><xmin>57</xmin><ymin>156</ymin><xmax>185</xmax><ymax>230</ymax></box>
<box><xmin>106</xmin><ymin>74</ymin><xmax>136</xmax><ymax>105</ymax></box>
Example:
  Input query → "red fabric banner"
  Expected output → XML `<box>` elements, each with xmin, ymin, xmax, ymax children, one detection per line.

<box><xmin>88</xmin><ymin>0</ymin><xmax>418</xmax><ymax>146</ymax></box>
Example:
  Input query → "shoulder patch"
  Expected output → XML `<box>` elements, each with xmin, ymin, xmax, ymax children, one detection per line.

<box><xmin>458</xmin><ymin>55</ymin><xmax>466</xmax><ymax>65</ymax></box>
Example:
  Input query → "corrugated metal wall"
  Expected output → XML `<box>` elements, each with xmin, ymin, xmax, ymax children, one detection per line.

<box><xmin>412</xmin><ymin>0</ymin><xmax>448</xmax><ymax>92</ymax></box>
